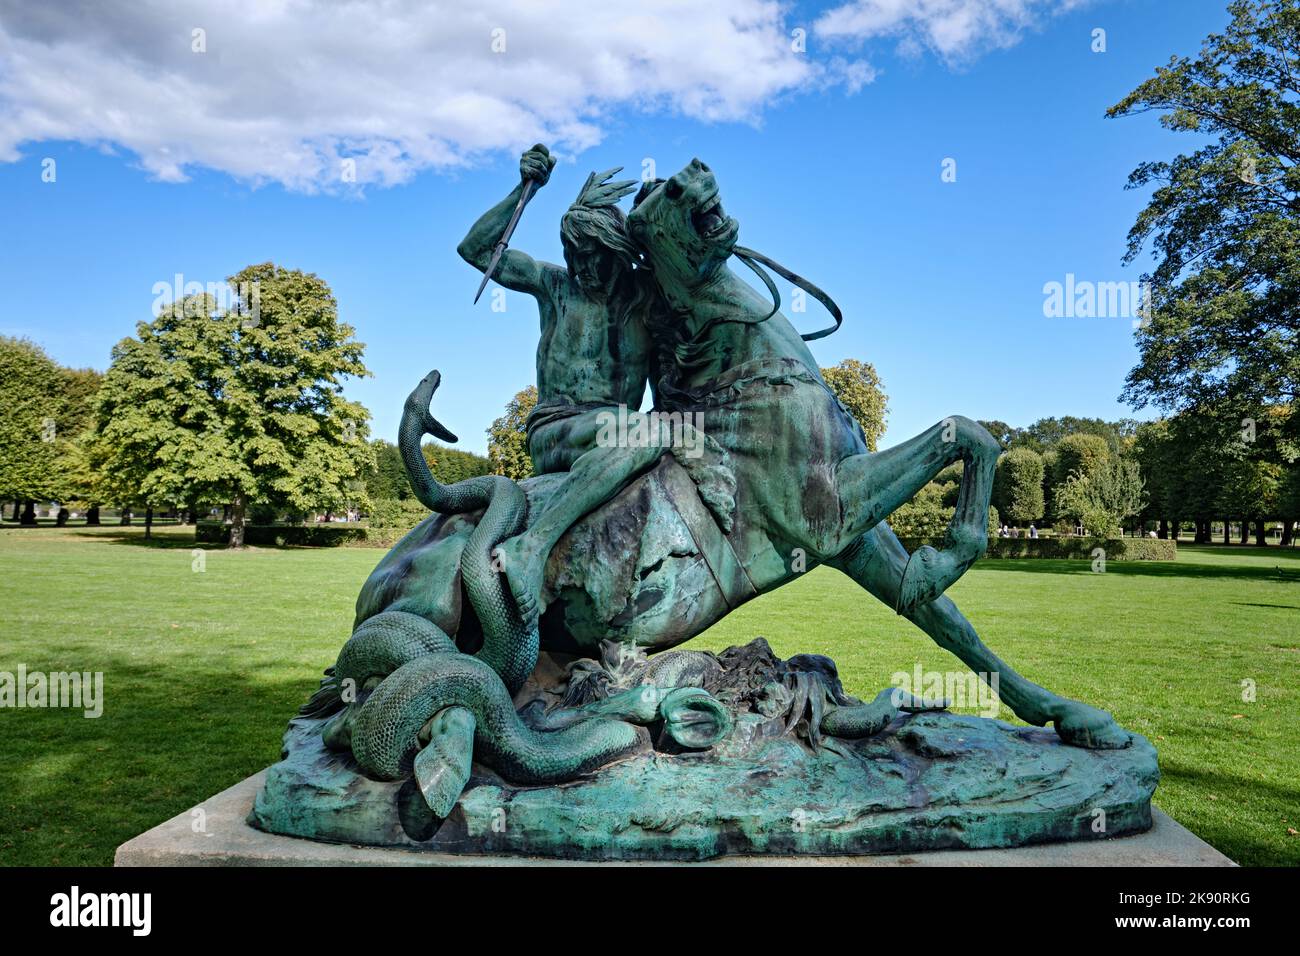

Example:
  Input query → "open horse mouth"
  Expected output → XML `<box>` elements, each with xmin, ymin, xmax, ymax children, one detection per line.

<box><xmin>691</xmin><ymin>193</ymin><xmax>730</xmax><ymax>239</ymax></box>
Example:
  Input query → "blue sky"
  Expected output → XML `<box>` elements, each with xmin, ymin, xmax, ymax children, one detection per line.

<box><xmin>0</xmin><ymin>1</ymin><xmax>1229</xmax><ymax>454</ymax></box>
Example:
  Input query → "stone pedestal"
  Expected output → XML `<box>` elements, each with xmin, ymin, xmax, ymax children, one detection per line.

<box><xmin>116</xmin><ymin>768</ymin><xmax>1233</xmax><ymax>866</ymax></box>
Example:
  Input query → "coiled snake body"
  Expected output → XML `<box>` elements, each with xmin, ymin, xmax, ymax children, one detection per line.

<box><xmin>310</xmin><ymin>370</ymin><xmax>644</xmax><ymax>792</ymax></box>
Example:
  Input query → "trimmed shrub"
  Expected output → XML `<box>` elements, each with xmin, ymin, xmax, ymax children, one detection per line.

<box><xmin>196</xmin><ymin>522</ymin><xmax>367</xmax><ymax>547</ymax></box>
<box><xmin>897</xmin><ymin>536</ymin><xmax>1177</xmax><ymax>561</ymax></box>
<box><xmin>993</xmin><ymin>448</ymin><xmax>1045</xmax><ymax>525</ymax></box>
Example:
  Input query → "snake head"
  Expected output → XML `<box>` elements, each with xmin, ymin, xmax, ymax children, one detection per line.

<box><xmin>405</xmin><ymin>369</ymin><xmax>459</xmax><ymax>443</ymax></box>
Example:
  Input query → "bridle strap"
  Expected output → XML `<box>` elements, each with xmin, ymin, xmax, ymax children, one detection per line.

<box><xmin>733</xmin><ymin>244</ymin><xmax>844</xmax><ymax>341</ymax></box>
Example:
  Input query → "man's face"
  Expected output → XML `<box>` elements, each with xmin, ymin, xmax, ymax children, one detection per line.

<box><xmin>568</xmin><ymin>240</ymin><xmax>619</xmax><ymax>295</ymax></box>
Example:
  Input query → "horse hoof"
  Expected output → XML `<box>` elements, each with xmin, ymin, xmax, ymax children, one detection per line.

<box><xmin>658</xmin><ymin>688</ymin><xmax>731</xmax><ymax>749</ymax></box>
<box><xmin>413</xmin><ymin>706</ymin><xmax>477</xmax><ymax>816</ymax></box>
<box><xmin>1052</xmin><ymin>701</ymin><xmax>1132</xmax><ymax>750</ymax></box>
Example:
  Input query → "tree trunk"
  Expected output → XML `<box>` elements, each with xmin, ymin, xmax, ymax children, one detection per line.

<box><xmin>1254</xmin><ymin>519</ymin><xmax>1268</xmax><ymax>547</ymax></box>
<box><xmin>55</xmin><ymin>507</ymin><xmax>69</xmax><ymax>527</ymax></box>
<box><xmin>1223</xmin><ymin>519</ymin><xmax>1230</xmax><ymax>545</ymax></box>
<box><xmin>1158</xmin><ymin>518</ymin><xmax>1168</xmax><ymax>540</ymax></box>
<box><xmin>144</xmin><ymin>505</ymin><xmax>154</xmax><ymax>541</ymax></box>
<box><xmin>86</xmin><ymin>505</ymin><xmax>100</xmax><ymax>526</ymax></box>
<box><xmin>1240</xmin><ymin>520</ymin><xmax>1250</xmax><ymax>544</ymax></box>
<box><xmin>1194</xmin><ymin>519</ymin><xmax>1209</xmax><ymax>544</ymax></box>
<box><xmin>9</xmin><ymin>501</ymin><xmax>20</xmax><ymax>521</ymax></box>
<box><xmin>1282</xmin><ymin>521</ymin><xmax>1295</xmax><ymax>547</ymax></box>
<box><xmin>229</xmin><ymin>492</ymin><xmax>247</xmax><ymax>549</ymax></box>
<box><xmin>120</xmin><ymin>509</ymin><xmax>131</xmax><ymax>525</ymax></box>
<box><xmin>20</xmin><ymin>501</ymin><xmax>36</xmax><ymax>525</ymax></box>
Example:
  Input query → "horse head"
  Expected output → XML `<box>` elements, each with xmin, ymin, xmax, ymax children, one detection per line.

<box><xmin>628</xmin><ymin>158</ymin><xmax>737</xmax><ymax>310</ymax></box>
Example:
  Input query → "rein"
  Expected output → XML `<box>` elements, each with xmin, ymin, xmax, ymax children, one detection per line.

<box><xmin>732</xmin><ymin>245</ymin><xmax>843</xmax><ymax>341</ymax></box>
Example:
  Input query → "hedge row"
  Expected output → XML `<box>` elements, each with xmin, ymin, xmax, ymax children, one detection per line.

<box><xmin>192</xmin><ymin>520</ymin><xmax>1176</xmax><ymax>561</ymax></box>
<box><xmin>363</xmin><ymin>498</ymin><xmax>434</xmax><ymax>547</ymax></box>
<box><xmin>196</xmin><ymin>522</ymin><xmax>369</xmax><ymax>547</ymax></box>
<box><xmin>898</xmin><ymin>536</ymin><xmax>1177</xmax><ymax>561</ymax></box>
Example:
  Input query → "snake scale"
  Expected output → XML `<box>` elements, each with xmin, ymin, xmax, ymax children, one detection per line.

<box><xmin>311</xmin><ymin>370</ymin><xmax>643</xmax><ymax>786</ymax></box>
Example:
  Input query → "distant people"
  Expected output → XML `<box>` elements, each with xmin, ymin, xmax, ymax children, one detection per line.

<box><xmin>1029</xmin><ymin>523</ymin><xmax>1038</xmax><ymax>539</ymax></box>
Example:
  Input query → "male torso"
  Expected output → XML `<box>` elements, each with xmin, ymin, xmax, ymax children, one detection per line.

<box><xmin>525</xmin><ymin>268</ymin><xmax>654</xmax><ymax>475</ymax></box>
<box><xmin>533</xmin><ymin>270</ymin><xmax>650</xmax><ymax>410</ymax></box>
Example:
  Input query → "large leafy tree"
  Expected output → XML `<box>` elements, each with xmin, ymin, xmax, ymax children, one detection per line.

<box><xmin>820</xmin><ymin>359</ymin><xmax>889</xmax><ymax>451</ymax></box>
<box><xmin>1108</xmin><ymin>0</ymin><xmax>1299</xmax><ymax>449</ymax></box>
<box><xmin>487</xmin><ymin>386</ymin><xmax>537</xmax><ymax>481</ymax></box>
<box><xmin>1053</xmin><ymin>458</ymin><xmax>1148</xmax><ymax>538</ymax></box>
<box><xmin>51</xmin><ymin>366</ymin><xmax>105</xmax><ymax>522</ymax></box>
<box><xmin>1136</xmin><ymin>408</ymin><xmax>1291</xmax><ymax>543</ymax></box>
<box><xmin>0</xmin><ymin>337</ymin><xmax>62</xmax><ymax>521</ymax></box>
<box><xmin>94</xmin><ymin>264</ymin><xmax>372</xmax><ymax>547</ymax></box>
<box><xmin>424</xmin><ymin>442</ymin><xmax>492</xmax><ymax>484</ymax></box>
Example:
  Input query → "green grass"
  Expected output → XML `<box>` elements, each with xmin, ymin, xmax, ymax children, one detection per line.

<box><xmin>1</xmin><ymin>524</ymin><xmax>1297</xmax><ymax>865</ymax></box>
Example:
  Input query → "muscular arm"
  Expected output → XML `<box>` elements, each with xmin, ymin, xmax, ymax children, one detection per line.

<box><xmin>456</xmin><ymin>181</ymin><xmax>552</xmax><ymax>294</ymax></box>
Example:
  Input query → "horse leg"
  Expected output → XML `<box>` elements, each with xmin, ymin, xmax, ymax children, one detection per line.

<box><xmin>828</xmin><ymin>523</ymin><xmax>1131</xmax><ymax>749</ymax></box>
<box><xmin>833</xmin><ymin>415</ymin><xmax>999</xmax><ymax>613</ymax></box>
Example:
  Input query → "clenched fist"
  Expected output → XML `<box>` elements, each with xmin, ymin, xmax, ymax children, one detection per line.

<box><xmin>519</xmin><ymin>143</ymin><xmax>556</xmax><ymax>187</ymax></box>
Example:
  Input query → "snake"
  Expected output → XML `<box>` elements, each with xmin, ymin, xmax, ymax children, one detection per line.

<box><xmin>309</xmin><ymin>370</ymin><xmax>645</xmax><ymax>787</ymax></box>
<box><xmin>395</xmin><ymin>369</ymin><xmax>536</xmax><ymax>692</ymax></box>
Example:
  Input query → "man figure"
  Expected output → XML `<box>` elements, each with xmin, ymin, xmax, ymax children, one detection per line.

<box><xmin>458</xmin><ymin>144</ymin><xmax>732</xmax><ymax>622</ymax></box>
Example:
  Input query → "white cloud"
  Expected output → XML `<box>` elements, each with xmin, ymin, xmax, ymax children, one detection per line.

<box><xmin>815</xmin><ymin>0</ymin><xmax>1088</xmax><ymax>60</ymax></box>
<box><xmin>0</xmin><ymin>0</ymin><xmax>1083</xmax><ymax>191</ymax></box>
<box><xmin>0</xmin><ymin>0</ymin><xmax>833</xmax><ymax>191</ymax></box>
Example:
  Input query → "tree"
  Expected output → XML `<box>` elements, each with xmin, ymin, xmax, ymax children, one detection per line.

<box><xmin>821</xmin><ymin>359</ymin><xmax>889</xmax><ymax>451</ymax></box>
<box><xmin>1109</xmin><ymin>0</ymin><xmax>1300</xmax><ymax>454</ymax></box>
<box><xmin>1010</xmin><ymin>416</ymin><xmax>1134</xmax><ymax>455</ymax></box>
<box><xmin>1054</xmin><ymin>458</ymin><xmax>1147</xmax><ymax>538</ymax></box>
<box><xmin>993</xmin><ymin>448</ymin><xmax>1045</xmax><ymax>526</ymax></box>
<box><xmin>363</xmin><ymin>439</ymin><xmax>411</xmax><ymax>501</ymax></box>
<box><xmin>52</xmin><ymin>366</ymin><xmax>105</xmax><ymax>521</ymax></box>
<box><xmin>0</xmin><ymin>337</ymin><xmax>89</xmax><ymax>523</ymax></box>
<box><xmin>94</xmin><ymin>264</ymin><xmax>372</xmax><ymax>547</ymax></box>
<box><xmin>423</xmin><ymin>442</ymin><xmax>492</xmax><ymax>484</ymax></box>
<box><xmin>1049</xmin><ymin>433</ymin><xmax>1112</xmax><ymax>519</ymax></box>
<box><xmin>487</xmin><ymin>386</ymin><xmax>537</xmax><ymax>481</ymax></box>
<box><xmin>978</xmin><ymin>420</ymin><xmax>1020</xmax><ymax>450</ymax></box>
<box><xmin>362</xmin><ymin>438</ymin><xmax>491</xmax><ymax>505</ymax></box>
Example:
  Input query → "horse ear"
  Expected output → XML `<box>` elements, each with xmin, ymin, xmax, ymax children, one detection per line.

<box><xmin>633</xmin><ymin>179</ymin><xmax>664</xmax><ymax>209</ymax></box>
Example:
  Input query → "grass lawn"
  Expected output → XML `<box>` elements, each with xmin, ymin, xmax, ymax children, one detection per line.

<box><xmin>1</xmin><ymin>523</ymin><xmax>1297</xmax><ymax>866</ymax></box>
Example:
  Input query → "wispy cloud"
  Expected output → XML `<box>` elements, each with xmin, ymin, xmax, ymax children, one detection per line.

<box><xmin>815</xmin><ymin>0</ymin><xmax>1090</xmax><ymax>60</ymax></box>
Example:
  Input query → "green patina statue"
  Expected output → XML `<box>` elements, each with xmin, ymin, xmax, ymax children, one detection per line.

<box><xmin>250</xmin><ymin>148</ymin><xmax>1158</xmax><ymax>860</ymax></box>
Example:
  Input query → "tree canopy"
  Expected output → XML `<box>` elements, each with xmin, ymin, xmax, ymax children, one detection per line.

<box><xmin>0</xmin><ymin>337</ymin><xmax>101</xmax><ymax>516</ymax></box>
<box><xmin>93</xmin><ymin>263</ymin><xmax>372</xmax><ymax>546</ymax></box>
<box><xmin>820</xmin><ymin>359</ymin><xmax>889</xmax><ymax>452</ymax></box>
<box><xmin>1108</xmin><ymin>0</ymin><xmax>1300</xmax><ymax>447</ymax></box>
<box><xmin>487</xmin><ymin>386</ymin><xmax>537</xmax><ymax>481</ymax></box>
